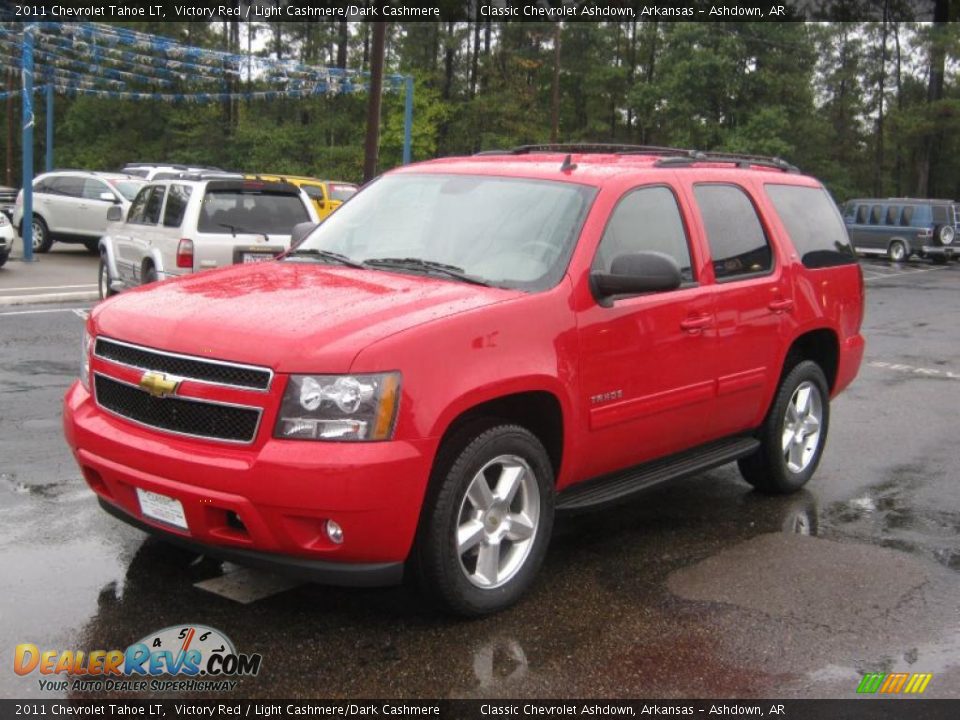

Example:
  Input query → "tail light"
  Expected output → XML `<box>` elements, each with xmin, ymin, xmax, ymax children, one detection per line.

<box><xmin>15</xmin><ymin>190</ymin><xmax>22</xmax><ymax>207</ymax></box>
<box><xmin>176</xmin><ymin>238</ymin><xmax>194</xmax><ymax>269</ymax></box>
<box><xmin>856</xmin><ymin>264</ymin><xmax>865</xmax><ymax>331</ymax></box>
<box><xmin>917</xmin><ymin>227</ymin><xmax>933</xmax><ymax>239</ymax></box>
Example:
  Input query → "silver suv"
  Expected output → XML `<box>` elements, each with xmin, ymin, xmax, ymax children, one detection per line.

<box><xmin>13</xmin><ymin>170</ymin><xmax>145</xmax><ymax>253</ymax></box>
<box><xmin>98</xmin><ymin>175</ymin><xmax>319</xmax><ymax>298</ymax></box>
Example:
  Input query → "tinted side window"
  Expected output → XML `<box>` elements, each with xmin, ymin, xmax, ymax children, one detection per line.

<box><xmin>163</xmin><ymin>185</ymin><xmax>192</xmax><ymax>228</ymax></box>
<box><xmin>126</xmin><ymin>187</ymin><xmax>152</xmax><ymax>224</ymax></box>
<box><xmin>143</xmin><ymin>187</ymin><xmax>166</xmax><ymax>225</ymax></box>
<box><xmin>765</xmin><ymin>185</ymin><xmax>857</xmax><ymax>269</ymax></box>
<box><xmin>594</xmin><ymin>186</ymin><xmax>694</xmax><ymax>282</ymax></box>
<box><xmin>869</xmin><ymin>205</ymin><xmax>882</xmax><ymax>224</ymax></box>
<box><xmin>855</xmin><ymin>205</ymin><xmax>868</xmax><ymax>224</ymax></box>
<box><xmin>901</xmin><ymin>206</ymin><xmax>914</xmax><ymax>226</ymax></box>
<box><xmin>885</xmin><ymin>206</ymin><xmax>900</xmax><ymax>225</ymax></box>
<box><xmin>694</xmin><ymin>184</ymin><xmax>772</xmax><ymax>280</ymax></box>
<box><xmin>932</xmin><ymin>205</ymin><xmax>948</xmax><ymax>224</ymax></box>
<box><xmin>50</xmin><ymin>177</ymin><xmax>84</xmax><ymax>197</ymax></box>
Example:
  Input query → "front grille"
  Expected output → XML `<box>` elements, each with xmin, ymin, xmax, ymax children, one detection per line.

<box><xmin>95</xmin><ymin>338</ymin><xmax>271</xmax><ymax>390</ymax></box>
<box><xmin>94</xmin><ymin>374</ymin><xmax>261</xmax><ymax>443</ymax></box>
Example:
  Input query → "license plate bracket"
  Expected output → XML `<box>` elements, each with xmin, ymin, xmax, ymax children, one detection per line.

<box><xmin>136</xmin><ymin>488</ymin><xmax>188</xmax><ymax>530</ymax></box>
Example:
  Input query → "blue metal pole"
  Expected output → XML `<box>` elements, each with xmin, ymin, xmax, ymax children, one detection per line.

<box><xmin>403</xmin><ymin>76</ymin><xmax>413</xmax><ymax>165</ymax></box>
<box><xmin>45</xmin><ymin>82</ymin><xmax>53</xmax><ymax>173</ymax></box>
<box><xmin>21</xmin><ymin>24</ymin><xmax>35</xmax><ymax>262</ymax></box>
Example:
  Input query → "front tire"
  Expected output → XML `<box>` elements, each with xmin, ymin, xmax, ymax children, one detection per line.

<box><xmin>83</xmin><ymin>238</ymin><xmax>100</xmax><ymax>254</ymax></box>
<box><xmin>738</xmin><ymin>360</ymin><xmax>830</xmax><ymax>495</ymax></box>
<box><xmin>415</xmin><ymin>423</ymin><xmax>555</xmax><ymax>616</ymax></box>
<box><xmin>0</xmin><ymin>250</ymin><xmax>8</xmax><ymax>269</ymax></box>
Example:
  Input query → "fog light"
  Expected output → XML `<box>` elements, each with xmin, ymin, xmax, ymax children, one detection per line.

<box><xmin>325</xmin><ymin>519</ymin><xmax>344</xmax><ymax>544</ymax></box>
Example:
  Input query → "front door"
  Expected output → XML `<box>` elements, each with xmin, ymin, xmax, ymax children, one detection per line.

<box><xmin>576</xmin><ymin>184</ymin><xmax>717</xmax><ymax>480</ymax></box>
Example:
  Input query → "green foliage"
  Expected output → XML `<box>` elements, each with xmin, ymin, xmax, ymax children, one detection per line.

<box><xmin>7</xmin><ymin>19</ymin><xmax>958</xmax><ymax>202</ymax></box>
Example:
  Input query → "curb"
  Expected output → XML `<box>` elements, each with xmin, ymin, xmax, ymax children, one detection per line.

<box><xmin>0</xmin><ymin>290</ymin><xmax>99</xmax><ymax>307</ymax></box>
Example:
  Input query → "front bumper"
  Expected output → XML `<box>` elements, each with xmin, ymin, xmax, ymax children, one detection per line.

<box><xmin>64</xmin><ymin>382</ymin><xmax>437</xmax><ymax>586</ymax></box>
<box><xmin>0</xmin><ymin>223</ymin><xmax>14</xmax><ymax>252</ymax></box>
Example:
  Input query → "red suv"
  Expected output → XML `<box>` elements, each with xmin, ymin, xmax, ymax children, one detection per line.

<box><xmin>64</xmin><ymin>146</ymin><xmax>865</xmax><ymax>615</ymax></box>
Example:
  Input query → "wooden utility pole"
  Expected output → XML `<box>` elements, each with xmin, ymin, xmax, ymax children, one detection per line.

<box><xmin>363</xmin><ymin>21</ymin><xmax>386</xmax><ymax>183</ymax></box>
<box><xmin>6</xmin><ymin>68</ymin><xmax>13</xmax><ymax>185</ymax></box>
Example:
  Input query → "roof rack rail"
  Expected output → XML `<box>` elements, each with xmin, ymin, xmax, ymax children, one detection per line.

<box><xmin>484</xmin><ymin>143</ymin><xmax>694</xmax><ymax>156</ymax></box>
<box><xmin>655</xmin><ymin>151</ymin><xmax>799</xmax><ymax>173</ymax></box>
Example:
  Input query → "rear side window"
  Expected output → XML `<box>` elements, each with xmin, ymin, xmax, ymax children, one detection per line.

<box><xmin>198</xmin><ymin>190</ymin><xmax>311</xmax><ymax>234</ymax></box>
<box><xmin>765</xmin><ymin>185</ymin><xmax>857</xmax><ymax>269</ymax></box>
<box><xmin>901</xmin><ymin>206</ymin><xmax>914</xmax><ymax>226</ymax></box>
<box><xmin>855</xmin><ymin>205</ymin><xmax>868</xmax><ymax>224</ymax></box>
<box><xmin>869</xmin><ymin>205</ymin><xmax>882</xmax><ymax>224</ymax></box>
<box><xmin>932</xmin><ymin>205</ymin><xmax>948</xmax><ymax>224</ymax></box>
<box><xmin>694</xmin><ymin>184</ymin><xmax>772</xmax><ymax>281</ymax></box>
<box><xmin>329</xmin><ymin>184</ymin><xmax>358</xmax><ymax>203</ymax></box>
<box><xmin>885</xmin><ymin>206</ymin><xmax>900</xmax><ymax>225</ymax></box>
<box><xmin>49</xmin><ymin>177</ymin><xmax>84</xmax><ymax>198</ymax></box>
<box><xmin>143</xmin><ymin>186</ymin><xmax>166</xmax><ymax>225</ymax></box>
<box><xmin>594</xmin><ymin>185</ymin><xmax>694</xmax><ymax>282</ymax></box>
<box><xmin>163</xmin><ymin>185</ymin><xmax>192</xmax><ymax>228</ymax></box>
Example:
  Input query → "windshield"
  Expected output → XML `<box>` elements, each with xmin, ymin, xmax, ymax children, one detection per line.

<box><xmin>110</xmin><ymin>180</ymin><xmax>145</xmax><ymax>200</ymax></box>
<box><xmin>293</xmin><ymin>174</ymin><xmax>595</xmax><ymax>290</ymax></box>
<box><xmin>197</xmin><ymin>190</ymin><xmax>310</xmax><ymax>235</ymax></box>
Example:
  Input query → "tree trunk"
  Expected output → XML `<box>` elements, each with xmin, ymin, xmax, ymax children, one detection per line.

<box><xmin>470</xmin><ymin>14</ymin><xmax>481</xmax><ymax>97</ymax></box>
<box><xmin>873</xmin><ymin>4</ymin><xmax>888</xmax><ymax>197</ymax></box>
<box><xmin>917</xmin><ymin>0</ymin><xmax>949</xmax><ymax>197</ymax></box>
<box><xmin>550</xmin><ymin>23</ymin><xmax>561</xmax><ymax>143</ymax></box>
<box><xmin>337</xmin><ymin>21</ymin><xmax>348</xmax><ymax>69</ymax></box>
<box><xmin>363</xmin><ymin>22</ymin><xmax>387</xmax><ymax>183</ymax></box>
<box><xmin>893</xmin><ymin>22</ymin><xmax>903</xmax><ymax>196</ymax></box>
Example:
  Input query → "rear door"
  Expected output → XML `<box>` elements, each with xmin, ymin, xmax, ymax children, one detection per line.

<box><xmin>43</xmin><ymin>176</ymin><xmax>86</xmax><ymax>234</ymax></box>
<box><xmin>689</xmin><ymin>182</ymin><xmax>795</xmax><ymax>440</ymax></box>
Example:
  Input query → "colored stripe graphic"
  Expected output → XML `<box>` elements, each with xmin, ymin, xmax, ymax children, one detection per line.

<box><xmin>857</xmin><ymin>672</ymin><xmax>932</xmax><ymax>694</ymax></box>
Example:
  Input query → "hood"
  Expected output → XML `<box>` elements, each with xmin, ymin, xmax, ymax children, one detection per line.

<box><xmin>91</xmin><ymin>261</ymin><xmax>521</xmax><ymax>373</ymax></box>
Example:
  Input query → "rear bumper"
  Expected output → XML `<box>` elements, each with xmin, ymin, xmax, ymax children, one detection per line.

<box><xmin>922</xmin><ymin>245</ymin><xmax>956</xmax><ymax>257</ymax></box>
<box><xmin>64</xmin><ymin>382</ymin><xmax>436</xmax><ymax>582</ymax></box>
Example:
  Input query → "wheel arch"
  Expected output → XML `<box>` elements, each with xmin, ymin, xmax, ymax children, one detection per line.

<box><xmin>782</xmin><ymin>328</ymin><xmax>840</xmax><ymax>393</ymax></box>
<box><xmin>432</xmin><ymin>389</ymin><xmax>566</xmax><ymax>486</ymax></box>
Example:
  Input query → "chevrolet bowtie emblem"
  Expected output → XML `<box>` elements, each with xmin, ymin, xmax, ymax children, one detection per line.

<box><xmin>138</xmin><ymin>371</ymin><xmax>181</xmax><ymax>398</ymax></box>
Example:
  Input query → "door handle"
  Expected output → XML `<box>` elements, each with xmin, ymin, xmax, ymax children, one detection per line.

<box><xmin>680</xmin><ymin>315</ymin><xmax>712</xmax><ymax>333</ymax></box>
<box><xmin>768</xmin><ymin>299</ymin><xmax>794</xmax><ymax>313</ymax></box>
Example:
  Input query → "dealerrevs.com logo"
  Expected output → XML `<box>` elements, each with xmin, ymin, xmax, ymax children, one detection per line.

<box><xmin>14</xmin><ymin>624</ymin><xmax>262</xmax><ymax>693</ymax></box>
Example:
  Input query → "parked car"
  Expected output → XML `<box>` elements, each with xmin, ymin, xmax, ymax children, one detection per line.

<box><xmin>65</xmin><ymin>145</ymin><xmax>865</xmax><ymax>616</ymax></box>
<box><xmin>842</xmin><ymin>197</ymin><xmax>957</xmax><ymax>263</ymax></box>
<box><xmin>121</xmin><ymin>163</ymin><xmax>229</xmax><ymax>181</ymax></box>
<box><xmin>246</xmin><ymin>174</ymin><xmax>357</xmax><ymax>219</ymax></box>
<box><xmin>0</xmin><ymin>211</ymin><xmax>15</xmax><ymax>267</ymax></box>
<box><xmin>0</xmin><ymin>185</ymin><xmax>17</xmax><ymax>221</ymax></box>
<box><xmin>97</xmin><ymin>174</ymin><xmax>319</xmax><ymax>298</ymax></box>
<box><xmin>13</xmin><ymin>170</ymin><xmax>145</xmax><ymax>253</ymax></box>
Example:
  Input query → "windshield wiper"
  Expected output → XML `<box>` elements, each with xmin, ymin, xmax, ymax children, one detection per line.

<box><xmin>363</xmin><ymin>257</ymin><xmax>491</xmax><ymax>287</ymax></box>
<box><xmin>286</xmin><ymin>248</ymin><xmax>366</xmax><ymax>269</ymax></box>
<box><xmin>218</xmin><ymin>223</ymin><xmax>270</xmax><ymax>243</ymax></box>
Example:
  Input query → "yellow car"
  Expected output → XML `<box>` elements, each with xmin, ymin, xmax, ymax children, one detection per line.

<box><xmin>246</xmin><ymin>174</ymin><xmax>358</xmax><ymax>219</ymax></box>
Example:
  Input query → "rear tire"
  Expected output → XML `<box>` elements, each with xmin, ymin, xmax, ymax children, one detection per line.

<box><xmin>98</xmin><ymin>257</ymin><xmax>116</xmax><ymax>299</ymax></box>
<box><xmin>415</xmin><ymin>423</ymin><xmax>554</xmax><ymax>616</ymax></box>
<box><xmin>887</xmin><ymin>240</ymin><xmax>908</xmax><ymax>263</ymax></box>
<box><xmin>25</xmin><ymin>216</ymin><xmax>52</xmax><ymax>253</ymax></box>
<box><xmin>142</xmin><ymin>263</ymin><xmax>158</xmax><ymax>285</ymax></box>
<box><xmin>738</xmin><ymin>360</ymin><xmax>830</xmax><ymax>495</ymax></box>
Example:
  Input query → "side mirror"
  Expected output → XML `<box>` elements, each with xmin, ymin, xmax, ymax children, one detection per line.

<box><xmin>106</xmin><ymin>206</ymin><xmax>123</xmax><ymax>222</ymax></box>
<box><xmin>99</xmin><ymin>192</ymin><xmax>119</xmax><ymax>203</ymax></box>
<box><xmin>591</xmin><ymin>251</ymin><xmax>683</xmax><ymax>306</ymax></box>
<box><xmin>290</xmin><ymin>221</ymin><xmax>320</xmax><ymax>248</ymax></box>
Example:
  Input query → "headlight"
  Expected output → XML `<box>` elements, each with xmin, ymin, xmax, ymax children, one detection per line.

<box><xmin>274</xmin><ymin>373</ymin><xmax>401</xmax><ymax>441</ymax></box>
<box><xmin>80</xmin><ymin>329</ymin><xmax>93</xmax><ymax>391</ymax></box>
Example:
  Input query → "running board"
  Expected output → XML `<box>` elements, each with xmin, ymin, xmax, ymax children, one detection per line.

<box><xmin>556</xmin><ymin>436</ymin><xmax>760</xmax><ymax>513</ymax></box>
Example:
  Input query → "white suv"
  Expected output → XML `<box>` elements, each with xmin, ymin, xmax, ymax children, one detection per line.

<box><xmin>13</xmin><ymin>170</ymin><xmax>145</xmax><ymax>253</ymax></box>
<box><xmin>121</xmin><ymin>163</ymin><xmax>229</xmax><ymax>181</ymax></box>
<box><xmin>98</xmin><ymin>175</ymin><xmax>319</xmax><ymax>298</ymax></box>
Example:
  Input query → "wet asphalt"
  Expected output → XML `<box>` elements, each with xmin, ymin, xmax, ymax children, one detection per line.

<box><xmin>1</xmin><ymin>258</ymin><xmax>958</xmax><ymax>700</ymax></box>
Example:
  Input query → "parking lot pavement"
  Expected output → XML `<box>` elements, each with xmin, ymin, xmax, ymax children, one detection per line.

<box><xmin>0</xmin><ymin>243</ymin><xmax>99</xmax><ymax>306</ymax></box>
<box><xmin>1</xmin><ymin>258</ymin><xmax>959</xmax><ymax>699</ymax></box>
